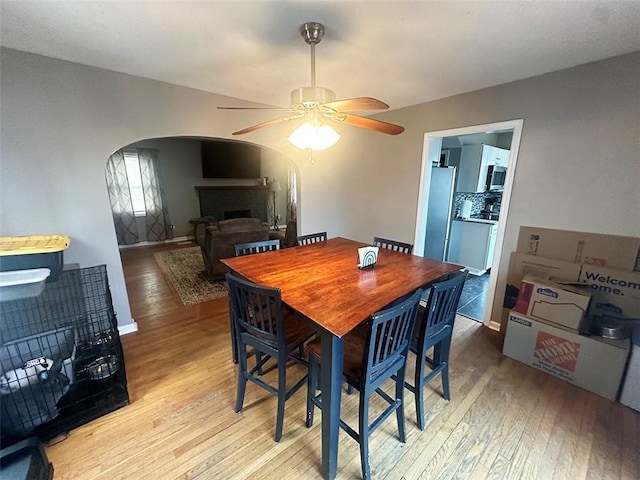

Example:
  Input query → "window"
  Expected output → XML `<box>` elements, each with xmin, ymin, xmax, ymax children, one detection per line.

<box><xmin>123</xmin><ymin>151</ymin><xmax>146</xmax><ymax>216</ymax></box>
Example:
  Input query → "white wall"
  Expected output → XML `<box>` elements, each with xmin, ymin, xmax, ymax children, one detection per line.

<box><xmin>0</xmin><ymin>48</ymin><xmax>348</xmax><ymax>328</ymax></box>
<box><xmin>335</xmin><ymin>51</ymin><xmax>640</xmax><ymax>326</ymax></box>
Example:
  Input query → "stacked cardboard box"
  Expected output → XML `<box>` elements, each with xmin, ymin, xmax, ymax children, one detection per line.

<box><xmin>503</xmin><ymin>311</ymin><xmax>629</xmax><ymax>400</ymax></box>
<box><xmin>502</xmin><ymin>226</ymin><xmax>640</xmax><ymax>401</ymax></box>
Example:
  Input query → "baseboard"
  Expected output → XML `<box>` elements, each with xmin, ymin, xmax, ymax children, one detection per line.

<box><xmin>118</xmin><ymin>321</ymin><xmax>138</xmax><ymax>336</ymax></box>
<box><xmin>118</xmin><ymin>236</ymin><xmax>195</xmax><ymax>250</ymax></box>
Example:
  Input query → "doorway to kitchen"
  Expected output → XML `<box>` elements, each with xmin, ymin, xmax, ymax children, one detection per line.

<box><xmin>413</xmin><ymin>120</ymin><xmax>523</xmax><ymax>326</ymax></box>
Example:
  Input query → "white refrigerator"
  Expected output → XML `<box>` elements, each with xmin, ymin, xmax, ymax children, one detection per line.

<box><xmin>424</xmin><ymin>167</ymin><xmax>456</xmax><ymax>261</ymax></box>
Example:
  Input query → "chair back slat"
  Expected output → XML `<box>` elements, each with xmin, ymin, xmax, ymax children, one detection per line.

<box><xmin>365</xmin><ymin>289</ymin><xmax>422</xmax><ymax>383</ymax></box>
<box><xmin>235</xmin><ymin>239</ymin><xmax>280</xmax><ymax>257</ymax></box>
<box><xmin>373</xmin><ymin>237</ymin><xmax>414</xmax><ymax>255</ymax></box>
<box><xmin>226</xmin><ymin>273</ymin><xmax>282</xmax><ymax>346</ymax></box>
<box><xmin>421</xmin><ymin>271</ymin><xmax>468</xmax><ymax>337</ymax></box>
<box><xmin>297</xmin><ymin>232</ymin><xmax>327</xmax><ymax>246</ymax></box>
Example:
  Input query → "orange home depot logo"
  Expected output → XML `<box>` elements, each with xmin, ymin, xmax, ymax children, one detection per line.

<box><xmin>534</xmin><ymin>331</ymin><xmax>580</xmax><ymax>372</ymax></box>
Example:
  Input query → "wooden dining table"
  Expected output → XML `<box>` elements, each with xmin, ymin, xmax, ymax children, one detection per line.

<box><xmin>221</xmin><ymin>237</ymin><xmax>462</xmax><ymax>479</ymax></box>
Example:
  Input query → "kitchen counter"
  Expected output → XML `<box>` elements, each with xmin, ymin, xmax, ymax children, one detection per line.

<box><xmin>454</xmin><ymin>217</ymin><xmax>498</xmax><ymax>225</ymax></box>
<box><xmin>449</xmin><ymin>220</ymin><xmax>499</xmax><ymax>275</ymax></box>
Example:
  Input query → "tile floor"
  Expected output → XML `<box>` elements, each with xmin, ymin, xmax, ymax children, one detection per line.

<box><xmin>457</xmin><ymin>272</ymin><xmax>490</xmax><ymax>322</ymax></box>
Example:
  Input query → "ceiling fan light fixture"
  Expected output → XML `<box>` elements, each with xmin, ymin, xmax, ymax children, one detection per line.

<box><xmin>287</xmin><ymin>123</ymin><xmax>341</xmax><ymax>151</ymax></box>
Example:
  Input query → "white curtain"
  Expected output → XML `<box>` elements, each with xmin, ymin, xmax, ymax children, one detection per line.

<box><xmin>105</xmin><ymin>148</ymin><xmax>173</xmax><ymax>244</ymax></box>
<box><xmin>137</xmin><ymin>148</ymin><xmax>173</xmax><ymax>242</ymax></box>
<box><xmin>106</xmin><ymin>151</ymin><xmax>139</xmax><ymax>245</ymax></box>
<box><xmin>286</xmin><ymin>166</ymin><xmax>297</xmax><ymax>222</ymax></box>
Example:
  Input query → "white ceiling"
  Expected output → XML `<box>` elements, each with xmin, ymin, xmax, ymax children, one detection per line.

<box><xmin>2</xmin><ymin>1</ymin><xmax>640</xmax><ymax>111</ymax></box>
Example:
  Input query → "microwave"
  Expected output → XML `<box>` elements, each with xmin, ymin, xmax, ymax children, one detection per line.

<box><xmin>486</xmin><ymin>165</ymin><xmax>507</xmax><ymax>191</ymax></box>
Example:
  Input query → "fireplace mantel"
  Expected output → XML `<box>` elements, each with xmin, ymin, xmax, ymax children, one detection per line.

<box><xmin>195</xmin><ymin>186</ymin><xmax>270</xmax><ymax>223</ymax></box>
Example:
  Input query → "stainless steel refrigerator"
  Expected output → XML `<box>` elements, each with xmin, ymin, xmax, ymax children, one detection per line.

<box><xmin>424</xmin><ymin>167</ymin><xmax>456</xmax><ymax>260</ymax></box>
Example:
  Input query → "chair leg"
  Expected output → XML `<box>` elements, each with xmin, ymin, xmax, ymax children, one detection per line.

<box><xmin>230</xmin><ymin>312</ymin><xmax>238</xmax><ymax>364</ymax></box>
<box><xmin>235</xmin><ymin>348</ymin><xmax>248</xmax><ymax>413</ymax></box>
<box><xmin>306</xmin><ymin>356</ymin><xmax>317</xmax><ymax>428</ymax></box>
<box><xmin>440</xmin><ymin>337</ymin><xmax>453</xmax><ymax>400</ymax></box>
<box><xmin>395</xmin><ymin>366</ymin><xmax>407</xmax><ymax>443</ymax></box>
<box><xmin>415</xmin><ymin>350</ymin><xmax>427</xmax><ymax>431</ymax></box>
<box><xmin>256</xmin><ymin>351</ymin><xmax>264</xmax><ymax>375</ymax></box>
<box><xmin>441</xmin><ymin>363</ymin><xmax>450</xmax><ymax>401</ymax></box>
<box><xmin>359</xmin><ymin>393</ymin><xmax>371</xmax><ymax>480</ymax></box>
<box><xmin>275</xmin><ymin>356</ymin><xmax>286</xmax><ymax>442</ymax></box>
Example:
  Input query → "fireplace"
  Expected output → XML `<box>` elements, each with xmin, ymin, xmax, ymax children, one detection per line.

<box><xmin>0</xmin><ymin>265</ymin><xmax>129</xmax><ymax>448</ymax></box>
<box><xmin>224</xmin><ymin>209</ymin><xmax>251</xmax><ymax>220</ymax></box>
<box><xmin>195</xmin><ymin>186</ymin><xmax>269</xmax><ymax>223</ymax></box>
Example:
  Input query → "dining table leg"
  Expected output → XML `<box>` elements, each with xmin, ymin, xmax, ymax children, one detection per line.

<box><xmin>320</xmin><ymin>330</ymin><xmax>344</xmax><ymax>480</ymax></box>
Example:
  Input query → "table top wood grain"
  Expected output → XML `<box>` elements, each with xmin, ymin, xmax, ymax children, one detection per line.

<box><xmin>221</xmin><ymin>237</ymin><xmax>462</xmax><ymax>337</ymax></box>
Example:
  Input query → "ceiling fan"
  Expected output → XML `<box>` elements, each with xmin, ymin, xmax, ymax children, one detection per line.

<box><xmin>218</xmin><ymin>22</ymin><xmax>405</xmax><ymax>151</ymax></box>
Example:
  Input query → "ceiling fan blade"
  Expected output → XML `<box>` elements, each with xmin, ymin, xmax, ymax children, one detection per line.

<box><xmin>218</xmin><ymin>106</ymin><xmax>290</xmax><ymax>111</ymax></box>
<box><xmin>340</xmin><ymin>114</ymin><xmax>405</xmax><ymax>135</ymax></box>
<box><xmin>232</xmin><ymin>117</ymin><xmax>288</xmax><ymax>135</ymax></box>
<box><xmin>322</xmin><ymin>97</ymin><xmax>389</xmax><ymax>112</ymax></box>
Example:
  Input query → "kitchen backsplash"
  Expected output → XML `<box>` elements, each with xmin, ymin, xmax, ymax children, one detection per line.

<box><xmin>454</xmin><ymin>191</ymin><xmax>502</xmax><ymax>218</ymax></box>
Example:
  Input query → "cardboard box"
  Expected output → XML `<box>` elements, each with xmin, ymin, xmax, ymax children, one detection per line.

<box><xmin>503</xmin><ymin>311</ymin><xmax>630</xmax><ymax>400</ymax></box>
<box><xmin>517</xmin><ymin>226</ymin><xmax>640</xmax><ymax>271</ymax></box>
<box><xmin>513</xmin><ymin>275</ymin><xmax>591</xmax><ymax>330</ymax></box>
<box><xmin>579</xmin><ymin>265</ymin><xmax>640</xmax><ymax>320</ymax></box>
<box><xmin>507</xmin><ymin>252</ymin><xmax>582</xmax><ymax>287</ymax></box>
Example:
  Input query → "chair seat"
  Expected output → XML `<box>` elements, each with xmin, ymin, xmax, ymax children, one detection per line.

<box><xmin>307</xmin><ymin>323</ymin><xmax>369</xmax><ymax>382</ymax></box>
<box><xmin>282</xmin><ymin>311</ymin><xmax>317</xmax><ymax>352</ymax></box>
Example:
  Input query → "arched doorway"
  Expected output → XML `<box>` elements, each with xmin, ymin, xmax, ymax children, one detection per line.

<box><xmin>105</xmin><ymin>136</ymin><xmax>299</xmax><ymax>247</ymax></box>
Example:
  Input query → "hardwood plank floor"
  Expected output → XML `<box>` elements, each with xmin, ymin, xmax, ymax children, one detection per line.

<box><xmin>45</xmin><ymin>242</ymin><xmax>640</xmax><ymax>479</ymax></box>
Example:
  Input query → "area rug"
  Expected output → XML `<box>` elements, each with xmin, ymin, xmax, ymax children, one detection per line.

<box><xmin>153</xmin><ymin>246</ymin><xmax>227</xmax><ymax>306</ymax></box>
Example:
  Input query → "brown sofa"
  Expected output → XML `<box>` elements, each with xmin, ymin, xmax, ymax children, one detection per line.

<box><xmin>201</xmin><ymin>218</ymin><xmax>270</xmax><ymax>280</ymax></box>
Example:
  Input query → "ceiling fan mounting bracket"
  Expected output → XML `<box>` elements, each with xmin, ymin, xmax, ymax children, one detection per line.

<box><xmin>300</xmin><ymin>22</ymin><xmax>325</xmax><ymax>45</ymax></box>
<box><xmin>291</xmin><ymin>87</ymin><xmax>335</xmax><ymax>108</ymax></box>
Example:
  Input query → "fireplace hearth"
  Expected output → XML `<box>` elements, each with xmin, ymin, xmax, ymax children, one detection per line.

<box><xmin>224</xmin><ymin>209</ymin><xmax>252</xmax><ymax>220</ymax></box>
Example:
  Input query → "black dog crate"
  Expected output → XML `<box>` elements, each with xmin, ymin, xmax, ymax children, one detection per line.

<box><xmin>0</xmin><ymin>265</ymin><xmax>129</xmax><ymax>448</ymax></box>
<box><xmin>0</xmin><ymin>437</ymin><xmax>53</xmax><ymax>480</ymax></box>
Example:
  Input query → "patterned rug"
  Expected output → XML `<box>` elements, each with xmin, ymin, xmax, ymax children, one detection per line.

<box><xmin>153</xmin><ymin>246</ymin><xmax>228</xmax><ymax>306</ymax></box>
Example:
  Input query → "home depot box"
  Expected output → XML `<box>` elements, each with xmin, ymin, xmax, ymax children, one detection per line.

<box><xmin>579</xmin><ymin>265</ymin><xmax>640</xmax><ymax>320</ymax></box>
<box><xmin>503</xmin><ymin>311</ymin><xmax>629</xmax><ymax>400</ymax></box>
<box><xmin>517</xmin><ymin>226</ymin><xmax>640</xmax><ymax>271</ymax></box>
<box><xmin>513</xmin><ymin>275</ymin><xmax>591</xmax><ymax>331</ymax></box>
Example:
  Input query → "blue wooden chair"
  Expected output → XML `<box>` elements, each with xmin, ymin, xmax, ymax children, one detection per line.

<box><xmin>406</xmin><ymin>270</ymin><xmax>467</xmax><ymax>430</ymax></box>
<box><xmin>306</xmin><ymin>289</ymin><xmax>423</xmax><ymax>480</ymax></box>
<box><xmin>373</xmin><ymin>236</ymin><xmax>414</xmax><ymax>254</ymax></box>
<box><xmin>226</xmin><ymin>273</ymin><xmax>315</xmax><ymax>442</ymax></box>
<box><xmin>297</xmin><ymin>232</ymin><xmax>327</xmax><ymax>245</ymax></box>
<box><xmin>227</xmin><ymin>239</ymin><xmax>281</xmax><ymax>365</ymax></box>
<box><xmin>234</xmin><ymin>239</ymin><xmax>280</xmax><ymax>256</ymax></box>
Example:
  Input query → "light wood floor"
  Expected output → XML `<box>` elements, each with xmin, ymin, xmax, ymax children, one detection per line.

<box><xmin>45</xmin><ymin>242</ymin><xmax>640</xmax><ymax>479</ymax></box>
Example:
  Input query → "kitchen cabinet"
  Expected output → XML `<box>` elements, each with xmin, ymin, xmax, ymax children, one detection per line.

<box><xmin>457</xmin><ymin>144</ymin><xmax>510</xmax><ymax>192</ymax></box>
<box><xmin>485</xmin><ymin>145</ymin><xmax>510</xmax><ymax>167</ymax></box>
<box><xmin>447</xmin><ymin>219</ymin><xmax>498</xmax><ymax>275</ymax></box>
